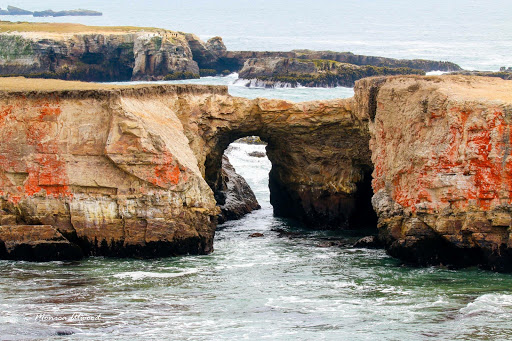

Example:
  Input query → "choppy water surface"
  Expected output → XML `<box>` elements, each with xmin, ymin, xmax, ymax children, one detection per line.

<box><xmin>112</xmin><ymin>73</ymin><xmax>355</xmax><ymax>101</ymax></box>
<box><xmin>1</xmin><ymin>143</ymin><xmax>512</xmax><ymax>340</ymax></box>
<box><xmin>2</xmin><ymin>1</ymin><xmax>512</xmax><ymax>338</ymax></box>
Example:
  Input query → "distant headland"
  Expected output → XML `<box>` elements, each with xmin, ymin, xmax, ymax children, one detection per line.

<box><xmin>0</xmin><ymin>6</ymin><xmax>102</xmax><ymax>17</ymax></box>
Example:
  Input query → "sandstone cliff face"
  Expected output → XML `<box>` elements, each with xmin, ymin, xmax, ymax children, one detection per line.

<box><xmin>0</xmin><ymin>23</ymin><xmax>198</xmax><ymax>81</ymax></box>
<box><xmin>0</xmin><ymin>78</ymin><xmax>373</xmax><ymax>260</ymax></box>
<box><xmin>168</xmin><ymin>94</ymin><xmax>373</xmax><ymax>229</ymax></box>
<box><xmin>355</xmin><ymin>75</ymin><xmax>512</xmax><ymax>271</ymax></box>
<box><xmin>3</xmin><ymin>75</ymin><xmax>511</xmax><ymax>270</ymax></box>
<box><xmin>0</xmin><ymin>82</ymin><xmax>221</xmax><ymax>259</ymax></box>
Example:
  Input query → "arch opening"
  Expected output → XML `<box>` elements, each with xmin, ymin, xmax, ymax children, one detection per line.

<box><xmin>205</xmin><ymin>133</ymin><xmax>378</xmax><ymax>232</ymax></box>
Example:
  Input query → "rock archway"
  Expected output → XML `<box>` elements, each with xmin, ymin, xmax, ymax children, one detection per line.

<box><xmin>0</xmin><ymin>80</ymin><xmax>375</xmax><ymax>261</ymax></box>
<box><xmin>176</xmin><ymin>96</ymin><xmax>376</xmax><ymax>229</ymax></box>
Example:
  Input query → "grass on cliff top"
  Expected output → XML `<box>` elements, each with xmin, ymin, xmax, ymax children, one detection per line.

<box><xmin>0</xmin><ymin>77</ymin><xmax>204</xmax><ymax>92</ymax></box>
<box><xmin>0</xmin><ymin>21</ymin><xmax>166</xmax><ymax>34</ymax></box>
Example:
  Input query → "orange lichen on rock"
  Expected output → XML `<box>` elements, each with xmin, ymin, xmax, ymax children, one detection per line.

<box><xmin>0</xmin><ymin>99</ymin><xmax>71</xmax><ymax>203</ymax></box>
<box><xmin>355</xmin><ymin>75</ymin><xmax>512</xmax><ymax>270</ymax></box>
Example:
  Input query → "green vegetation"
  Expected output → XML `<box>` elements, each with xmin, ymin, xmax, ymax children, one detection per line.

<box><xmin>152</xmin><ymin>36</ymin><xmax>162</xmax><ymax>50</ymax></box>
<box><xmin>199</xmin><ymin>69</ymin><xmax>217</xmax><ymax>76</ymax></box>
<box><xmin>0</xmin><ymin>35</ymin><xmax>33</xmax><ymax>60</ymax></box>
<box><xmin>163</xmin><ymin>72</ymin><xmax>200</xmax><ymax>80</ymax></box>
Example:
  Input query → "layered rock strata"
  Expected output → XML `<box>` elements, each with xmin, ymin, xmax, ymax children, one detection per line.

<box><xmin>238</xmin><ymin>58</ymin><xmax>425</xmax><ymax>87</ymax></box>
<box><xmin>217</xmin><ymin>50</ymin><xmax>461</xmax><ymax>74</ymax></box>
<box><xmin>0</xmin><ymin>78</ymin><xmax>372</xmax><ymax>260</ymax></box>
<box><xmin>4</xmin><ymin>74</ymin><xmax>510</xmax><ymax>269</ymax></box>
<box><xmin>0</xmin><ymin>22</ymin><xmax>198</xmax><ymax>81</ymax></box>
<box><xmin>0</xmin><ymin>21</ymin><xmax>461</xmax><ymax>84</ymax></box>
<box><xmin>354</xmin><ymin>75</ymin><xmax>512</xmax><ymax>271</ymax></box>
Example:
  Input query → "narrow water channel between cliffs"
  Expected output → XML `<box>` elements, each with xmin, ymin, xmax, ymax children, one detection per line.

<box><xmin>1</xmin><ymin>142</ymin><xmax>512</xmax><ymax>340</ymax></box>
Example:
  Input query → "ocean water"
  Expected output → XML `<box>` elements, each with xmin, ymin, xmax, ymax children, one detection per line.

<box><xmin>3</xmin><ymin>0</ymin><xmax>512</xmax><ymax>70</ymax></box>
<box><xmin>112</xmin><ymin>73</ymin><xmax>355</xmax><ymax>101</ymax></box>
<box><xmin>2</xmin><ymin>143</ymin><xmax>512</xmax><ymax>340</ymax></box>
<box><xmin>2</xmin><ymin>1</ymin><xmax>512</xmax><ymax>339</ymax></box>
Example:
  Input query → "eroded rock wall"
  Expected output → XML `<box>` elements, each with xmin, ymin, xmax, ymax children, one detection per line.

<box><xmin>166</xmin><ymin>94</ymin><xmax>373</xmax><ymax>229</ymax></box>
<box><xmin>216</xmin><ymin>155</ymin><xmax>260</xmax><ymax>223</ymax></box>
<box><xmin>355</xmin><ymin>75</ymin><xmax>512</xmax><ymax>270</ymax></box>
<box><xmin>0</xmin><ymin>84</ymin><xmax>222</xmax><ymax>259</ymax></box>
<box><xmin>0</xmin><ymin>24</ymin><xmax>198</xmax><ymax>81</ymax></box>
<box><xmin>0</xmin><ymin>79</ymin><xmax>374</xmax><ymax>260</ymax></box>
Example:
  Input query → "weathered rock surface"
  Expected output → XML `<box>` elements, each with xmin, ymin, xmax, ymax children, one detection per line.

<box><xmin>291</xmin><ymin>50</ymin><xmax>461</xmax><ymax>72</ymax></box>
<box><xmin>451</xmin><ymin>70</ymin><xmax>512</xmax><ymax>80</ymax></box>
<box><xmin>0</xmin><ymin>22</ymin><xmax>462</xmax><ymax>85</ymax></box>
<box><xmin>0</xmin><ymin>22</ymin><xmax>197</xmax><ymax>81</ymax></box>
<box><xmin>4</xmin><ymin>74</ymin><xmax>510</xmax><ymax>270</ymax></box>
<box><xmin>0</xmin><ymin>225</ymin><xmax>82</xmax><ymax>261</ymax></box>
<box><xmin>354</xmin><ymin>75</ymin><xmax>512</xmax><ymax>271</ymax></box>
<box><xmin>238</xmin><ymin>58</ymin><xmax>425</xmax><ymax>87</ymax></box>
<box><xmin>353</xmin><ymin>235</ymin><xmax>382</xmax><ymax>249</ymax></box>
<box><xmin>218</xmin><ymin>50</ymin><xmax>461</xmax><ymax>74</ymax></box>
<box><xmin>0</xmin><ymin>78</ymin><xmax>373</xmax><ymax>260</ymax></box>
<box><xmin>215</xmin><ymin>155</ymin><xmax>260</xmax><ymax>223</ymax></box>
<box><xmin>0</xmin><ymin>80</ymin><xmax>221</xmax><ymax>259</ymax></box>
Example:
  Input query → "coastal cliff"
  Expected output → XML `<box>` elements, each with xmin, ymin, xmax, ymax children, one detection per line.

<box><xmin>2</xmin><ymin>74</ymin><xmax>511</xmax><ymax>270</ymax></box>
<box><xmin>0</xmin><ymin>78</ymin><xmax>371</xmax><ymax>260</ymax></box>
<box><xmin>0</xmin><ymin>21</ymin><xmax>461</xmax><ymax>85</ymax></box>
<box><xmin>0</xmin><ymin>22</ymin><xmax>198</xmax><ymax>81</ymax></box>
<box><xmin>354</xmin><ymin>75</ymin><xmax>512</xmax><ymax>271</ymax></box>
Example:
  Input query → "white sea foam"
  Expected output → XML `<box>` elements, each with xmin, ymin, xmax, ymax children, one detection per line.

<box><xmin>113</xmin><ymin>269</ymin><xmax>198</xmax><ymax>280</ymax></box>
<box><xmin>426</xmin><ymin>70</ymin><xmax>449</xmax><ymax>76</ymax></box>
<box><xmin>459</xmin><ymin>293</ymin><xmax>512</xmax><ymax>317</ymax></box>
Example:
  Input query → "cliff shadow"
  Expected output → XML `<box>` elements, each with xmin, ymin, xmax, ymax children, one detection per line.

<box><xmin>204</xmin><ymin>131</ymin><xmax>377</xmax><ymax>231</ymax></box>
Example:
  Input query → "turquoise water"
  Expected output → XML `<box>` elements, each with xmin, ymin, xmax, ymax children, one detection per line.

<box><xmin>2</xmin><ymin>1</ymin><xmax>512</xmax><ymax>339</ymax></box>
<box><xmin>2</xmin><ymin>143</ymin><xmax>512</xmax><ymax>340</ymax></box>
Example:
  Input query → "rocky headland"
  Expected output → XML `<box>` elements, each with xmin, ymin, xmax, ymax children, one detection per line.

<box><xmin>237</xmin><ymin>58</ymin><xmax>425</xmax><ymax>88</ymax></box>
<box><xmin>0</xmin><ymin>6</ymin><xmax>102</xmax><ymax>17</ymax></box>
<box><xmin>0</xmin><ymin>29</ymin><xmax>511</xmax><ymax>270</ymax></box>
<box><xmin>0</xmin><ymin>21</ymin><xmax>461</xmax><ymax>85</ymax></box>
<box><xmin>0</xmin><ymin>77</ymin><xmax>371</xmax><ymax>261</ymax></box>
<box><xmin>355</xmin><ymin>75</ymin><xmax>512</xmax><ymax>271</ymax></box>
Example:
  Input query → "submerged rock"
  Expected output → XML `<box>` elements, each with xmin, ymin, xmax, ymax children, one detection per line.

<box><xmin>353</xmin><ymin>236</ymin><xmax>383</xmax><ymax>249</ymax></box>
<box><xmin>248</xmin><ymin>151</ymin><xmax>266</xmax><ymax>158</ymax></box>
<box><xmin>216</xmin><ymin>156</ymin><xmax>260</xmax><ymax>223</ymax></box>
<box><xmin>249</xmin><ymin>233</ymin><xmax>264</xmax><ymax>238</ymax></box>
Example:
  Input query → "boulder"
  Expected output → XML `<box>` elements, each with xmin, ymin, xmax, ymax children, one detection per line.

<box><xmin>215</xmin><ymin>155</ymin><xmax>260</xmax><ymax>223</ymax></box>
<box><xmin>353</xmin><ymin>235</ymin><xmax>383</xmax><ymax>248</ymax></box>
